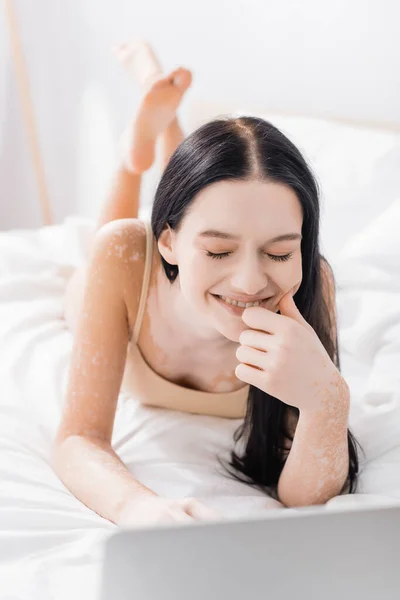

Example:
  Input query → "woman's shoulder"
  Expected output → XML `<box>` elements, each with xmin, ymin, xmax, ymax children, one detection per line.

<box><xmin>92</xmin><ymin>218</ymin><xmax>148</xmax><ymax>267</ymax></box>
<box><xmin>94</xmin><ymin>218</ymin><xmax>147</xmax><ymax>253</ymax></box>
<box><xmin>91</xmin><ymin>218</ymin><xmax>149</xmax><ymax>337</ymax></box>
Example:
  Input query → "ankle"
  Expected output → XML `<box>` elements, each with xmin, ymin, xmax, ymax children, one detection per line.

<box><xmin>165</xmin><ymin>116</ymin><xmax>183</xmax><ymax>136</ymax></box>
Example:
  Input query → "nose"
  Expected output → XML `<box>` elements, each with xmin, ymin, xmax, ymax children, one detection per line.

<box><xmin>230</xmin><ymin>256</ymin><xmax>268</xmax><ymax>297</ymax></box>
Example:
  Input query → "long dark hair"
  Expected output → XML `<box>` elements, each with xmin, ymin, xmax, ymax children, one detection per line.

<box><xmin>150</xmin><ymin>116</ymin><xmax>364</xmax><ymax>499</ymax></box>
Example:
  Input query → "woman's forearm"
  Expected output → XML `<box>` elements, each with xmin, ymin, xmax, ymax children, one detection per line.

<box><xmin>52</xmin><ymin>434</ymin><xmax>157</xmax><ymax>525</ymax></box>
<box><xmin>277</xmin><ymin>393</ymin><xmax>350</xmax><ymax>508</ymax></box>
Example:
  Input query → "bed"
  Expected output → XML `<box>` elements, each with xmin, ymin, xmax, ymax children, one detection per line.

<box><xmin>1</xmin><ymin>102</ymin><xmax>400</xmax><ymax>597</ymax></box>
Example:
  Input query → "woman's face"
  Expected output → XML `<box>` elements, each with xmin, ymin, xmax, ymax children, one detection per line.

<box><xmin>158</xmin><ymin>179</ymin><xmax>304</xmax><ymax>343</ymax></box>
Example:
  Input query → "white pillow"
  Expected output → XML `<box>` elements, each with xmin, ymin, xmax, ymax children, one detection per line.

<box><xmin>335</xmin><ymin>197</ymin><xmax>400</xmax><ymax>386</ymax></box>
<box><xmin>185</xmin><ymin>103</ymin><xmax>400</xmax><ymax>268</ymax></box>
<box><xmin>334</xmin><ymin>198</ymin><xmax>400</xmax><ymax>490</ymax></box>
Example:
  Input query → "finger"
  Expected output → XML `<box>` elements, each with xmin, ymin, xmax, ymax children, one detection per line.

<box><xmin>165</xmin><ymin>504</ymin><xmax>196</xmax><ymax>524</ymax></box>
<box><xmin>239</xmin><ymin>328</ymin><xmax>274</xmax><ymax>351</ymax></box>
<box><xmin>235</xmin><ymin>362</ymin><xmax>269</xmax><ymax>390</ymax></box>
<box><xmin>241</xmin><ymin>305</ymin><xmax>279</xmax><ymax>332</ymax></box>
<box><xmin>183</xmin><ymin>498</ymin><xmax>220</xmax><ymax>521</ymax></box>
<box><xmin>242</xmin><ymin>305</ymin><xmax>290</xmax><ymax>332</ymax></box>
<box><xmin>171</xmin><ymin>511</ymin><xmax>196</xmax><ymax>524</ymax></box>
<box><xmin>236</xmin><ymin>345</ymin><xmax>267</xmax><ymax>371</ymax></box>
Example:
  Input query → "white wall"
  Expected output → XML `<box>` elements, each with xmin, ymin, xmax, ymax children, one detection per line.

<box><xmin>1</xmin><ymin>0</ymin><xmax>400</xmax><ymax>229</ymax></box>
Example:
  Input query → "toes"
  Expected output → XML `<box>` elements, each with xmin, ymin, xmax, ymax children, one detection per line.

<box><xmin>151</xmin><ymin>67</ymin><xmax>192</xmax><ymax>95</ymax></box>
<box><xmin>112</xmin><ymin>43</ymin><xmax>129</xmax><ymax>61</ymax></box>
<box><xmin>169</xmin><ymin>67</ymin><xmax>193</xmax><ymax>92</ymax></box>
<box><xmin>114</xmin><ymin>40</ymin><xmax>164</xmax><ymax>90</ymax></box>
<box><xmin>112</xmin><ymin>40</ymin><xmax>142</xmax><ymax>61</ymax></box>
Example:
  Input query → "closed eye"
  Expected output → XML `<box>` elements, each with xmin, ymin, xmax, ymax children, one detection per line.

<box><xmin>206</xmin><ymin>251</ymin><xmax>293</xmax><ymax>262</ymax></box>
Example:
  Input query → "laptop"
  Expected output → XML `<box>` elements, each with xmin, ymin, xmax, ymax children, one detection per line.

<box><xmin>100</xmin><ymin>503</ymin><xmax>400</xmax><ymax>600</ymax></box>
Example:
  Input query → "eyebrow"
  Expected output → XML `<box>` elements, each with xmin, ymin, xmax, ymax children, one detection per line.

<box><xmin>197</xmin><ymin>230</ymin><xmax>302</xmax><ymax>243</ymax></box>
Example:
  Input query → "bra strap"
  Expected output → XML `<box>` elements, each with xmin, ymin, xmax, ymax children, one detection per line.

<box><xmin>133</xmin><ymin>219</ymin><xmax>153</xmax><ymax>344</ymax></box>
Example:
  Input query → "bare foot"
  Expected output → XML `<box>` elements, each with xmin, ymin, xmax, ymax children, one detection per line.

<box><xmin>113</xmin><ymin>40</ymin><xmax>163</xmax><ymax>89</ymax></box>
<box><xmin>115</xmin><ymin>41</ymin><xmax>192</xmax><ymax>173</ymax></box>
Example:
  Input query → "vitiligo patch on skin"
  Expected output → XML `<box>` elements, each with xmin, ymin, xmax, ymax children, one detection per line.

<box><xmin>64</xmin><ymin>198</ymin><xmax>348</xmax><ymax>484</ymax></box>
<box><xmin>109</xmin><ymin>244</ymin><xmax>129</xmax><ymax>258</ymax></box>
<box><xmin>129</xmin><ymin>251</ymin><xmax>142</xmax><ymax>262</ymax></box>
<box><xmin>91</xmin><ymin>351</ymin><xmax>103</xmax><ymax>366</ymax></box>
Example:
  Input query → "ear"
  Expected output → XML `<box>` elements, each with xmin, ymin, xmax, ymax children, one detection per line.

<box><xmin>157</xmin><ymin>224</ymin><xmax>178</xmax><ymax>265</ymax></box>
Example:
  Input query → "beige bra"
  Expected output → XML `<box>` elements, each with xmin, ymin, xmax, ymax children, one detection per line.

<box><xmin>120</xmin><ymin>219</ymin><xmax>249</xmax><ymax>418</ymax></box>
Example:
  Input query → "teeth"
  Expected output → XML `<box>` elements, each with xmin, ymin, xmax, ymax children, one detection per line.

<box><xmin>219</xmin><ymin>295</ymin><xmax>262</xmax><ymax>308</ymax></box>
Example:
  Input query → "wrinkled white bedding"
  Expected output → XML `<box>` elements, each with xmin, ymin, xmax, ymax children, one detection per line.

<box><xmin>1</xmin><ymin>202</ymin><xmax>400</xmax><ymax>599</ymax></box>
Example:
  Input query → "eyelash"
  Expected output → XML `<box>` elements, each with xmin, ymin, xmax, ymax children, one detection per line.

<box><xmin>206</xmin><ymin>251</ymin><xmax>293</xmax><ymax>262</ymax></box>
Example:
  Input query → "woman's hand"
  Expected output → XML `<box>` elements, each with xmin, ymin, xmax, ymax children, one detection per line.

<box><xmin>235</xmin><ymin>290</ymin><xmax>350</xmax><ymax>416</ymax></box>
<box><xmin>116</xmin><ymin>495</ymin><xmax>221</xmax><ymax>528</ymax></box>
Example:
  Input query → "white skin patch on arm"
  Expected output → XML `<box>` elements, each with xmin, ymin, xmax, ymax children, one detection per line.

<box><xmin>129</xmin><ymin>251</ymin><xmax>143</xmax><ymax>262</ymax></box>
<box><xmin>57</xmin><ymin>221</ymin><xmax>137</xmax><ymax>445</ymax></box>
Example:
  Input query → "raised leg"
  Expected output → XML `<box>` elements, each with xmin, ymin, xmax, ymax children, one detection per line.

<box><xmin>115</xmin><ymin>41</ymin><xmax>189</xmax><ymax>175</ymax></box>
<box><xmin>159</xmin><ymin>116</ymin><xmax>185</xmax><ymax>171</ymax></box>
<box><xmin>95</xmin><ymin>166</ymin><xmax>142</xmax><ymax>231</ymax></box>
<box><xmin>64</xmin><ymin>42</ymin><xmax>192</xmax><ymax>331</ymax></box>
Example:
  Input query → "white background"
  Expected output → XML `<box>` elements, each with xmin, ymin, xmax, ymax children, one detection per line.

<box><xmin>0</xmin><ymin>0</ymin><xmax>400</xmax><ymax>229</ymax></box>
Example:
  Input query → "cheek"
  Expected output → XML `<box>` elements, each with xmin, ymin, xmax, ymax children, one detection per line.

<box><xmin>275</xmin><ymin>260</ymin><xmax>302</xmax><ymax>290</ymax></box>
<box><xmin>179</xmin><ymin>256</ymin><xmax>214</xmax><ymax>297</ymax></box>
<box><xmin>292</xmin><ymin>260</ymin><xmax>303</xmax><ymax>286</ymax></box>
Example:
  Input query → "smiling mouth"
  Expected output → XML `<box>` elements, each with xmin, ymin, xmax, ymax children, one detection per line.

<box><xmin>211</xmin><ymin>294</ymin><xmax>273</xmax><ymax>315</ymax></box>
<box><xmin>212</xmin><ymin>294</ymin><xmax>271</xmax><ymax>306</ymax></box>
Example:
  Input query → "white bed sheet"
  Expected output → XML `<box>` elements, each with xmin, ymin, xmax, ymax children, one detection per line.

<box><xmin>1</xmin><ymin>209</ymin><xmax>400</xmax><ymax>599</ymax></box>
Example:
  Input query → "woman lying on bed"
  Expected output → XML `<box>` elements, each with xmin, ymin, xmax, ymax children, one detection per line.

<box><xmin>53</xmin><ymin>41</ymin><xmax>362</xmax><ymax>527</ymax></box>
